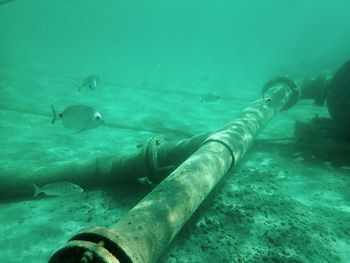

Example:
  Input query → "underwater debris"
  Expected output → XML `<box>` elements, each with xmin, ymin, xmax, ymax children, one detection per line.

<box><xmin>201</xmin><ymin>91</ymin><xmax>220</xmax><ymax>102</ymax></box>
<box><xmin>51</xmin><ymin>104</ymin><xmax>104</xmax><ymax>130</ymax></box>
<box><xmin>33</xmin><ymin>182</ymin><xmax>83</xmax><ymax>197</ymax></box>
<box><xmin>327</xmin><ymin>59</ymin><xmax>350</xmax><ymax>134</ymax></box>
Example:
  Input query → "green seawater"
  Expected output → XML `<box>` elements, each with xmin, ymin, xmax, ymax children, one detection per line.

<box><xmin>0</xmin><ymin>1</ymin><xmax>350</xmax><ymax>262</ymax></box>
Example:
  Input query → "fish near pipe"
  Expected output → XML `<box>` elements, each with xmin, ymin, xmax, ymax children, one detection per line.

<box><xmin>49</xmin><ymin>78</ymin><xmax>300</xmax><ymax>263</ymax></box>
<box><xmin>48</xmin><ymin>104</ymin><xmax>276</xmax><ymax>262</ymax></box>
<box><xmin>0</xmin><ymin>133</ymin><xmax>208</xmax><ymax>201</ymax></box>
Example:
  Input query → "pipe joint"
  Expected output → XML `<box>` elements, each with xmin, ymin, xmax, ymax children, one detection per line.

<box><xmin>144</xmin><ymin>136</ymin><xmax>175</xmax><ymax>183</ymax></box>
<box><xmin>202</xmin><ymin>138</ymin><xmax>235</xmax><ymax>172</ymax></box>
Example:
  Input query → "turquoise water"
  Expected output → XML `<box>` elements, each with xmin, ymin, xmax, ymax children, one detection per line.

<box><xmin>1</xmin><ymin>1</ymin><xmax>350</xmax><ymax>262</ymax></box>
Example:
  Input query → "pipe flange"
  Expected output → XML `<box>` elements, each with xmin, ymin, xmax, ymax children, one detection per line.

<box><xmin>144</xmin><ymin>136</ymin><xmax>174</xmax><ymax>183</ymax></box>
<box><xmin>48</xmin><ymin>240</ymin><xmax>121</xmax><ymax>263</ymax></box>
<box><xmin>262</xmin><ymin>76</ymin><xmax>300</xmax><ymax>111</ymax></box>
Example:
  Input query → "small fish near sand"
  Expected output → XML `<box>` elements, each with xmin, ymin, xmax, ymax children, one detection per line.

<box><xmin>33</xmin><ymin>182</ymin><xmax>84</xmax><ymax>197</ymax></box>
<box><xmin>51</xmin><ymin>104</ymin><xmax>104</xmax><ymax>130</ymax></box>
<box><xmin>80</xmin><ymin>75</ymin><xmax>101</xmax><ymax>91</ymax></box>
<box><xmin>201</xmin><ymin>91</ymin><xmax>220</xmax><ymax>103</ymax></box>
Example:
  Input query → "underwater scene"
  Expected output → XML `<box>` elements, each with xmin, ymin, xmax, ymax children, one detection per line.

<box><xmin>1</xmin><ymin>0</ymin><xmax>350</xmax><ymax>262</ymax></box>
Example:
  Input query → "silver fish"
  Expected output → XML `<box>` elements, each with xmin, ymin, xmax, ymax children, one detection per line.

<box><xmin>33</xmin><ymin>182</ymin><xmax>84</xmax><ymax>197</ymax></box>
<box><xmin>201</xmin><ymin>91</ymin><xmax>220</xmax><ymax>103</ymax></box>
<box><xmin>51</xmin><ymin>104</ymin><xmax>104</xmax><ymax>130</ymax></box>
<box><xmin>263</xmin><ymin>85</ymin><xmax>289</xmax><ymax>109</ymax></box>
<box><xmin>80</xmin><ymin>75</ymin><xmax>101</xmax><ymax>91</ymax></box>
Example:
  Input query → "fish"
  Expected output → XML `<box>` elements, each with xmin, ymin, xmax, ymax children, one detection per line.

<box><xmin>80</xmin><ymin>75</ymin><xmax>101</xmax><ymax>91</ymax></box>
<box><xmin>263</xmin><ymin>85</ymin><xmax>288</xmax><ymax>109</ymax></box>
<box><xmin>51</xmin><ymin>104</ymin><xmax>104</xmax><ymax>130</ymax></box>
<box><xmin>201</xmin><ymin>91</ymin><xmax>220</xmax><ymax>103</ymax></box>
<box><xmin>33</xmin><ymin>182</ymin><xmax>84</xmax><ymax>197</ymax></box>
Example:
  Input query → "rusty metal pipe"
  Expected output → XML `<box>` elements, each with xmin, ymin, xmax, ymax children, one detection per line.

<box><xmin>48</xmin><ymin>101</ymin><xmax>275</xmax><ymax>263</ymax></box>
<box><xmin>0</xmin><ymin>132</ymin><xmax>210</xmax><ymax>201</ymax></box>
<box><xmin>49</xmin><ymin>77</ymin><xmax>299</xmax><ymax>263</ymax></box>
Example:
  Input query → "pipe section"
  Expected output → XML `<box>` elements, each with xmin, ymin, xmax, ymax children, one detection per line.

<box><xmin>49</xmin><ymin>76</ymin><xmax>299</xmax><ymax>263</ymax></box>
<box><xmin>0</xmin><ymin>133</ymin><xmax>210</xmax><ymax>200</ymax></box>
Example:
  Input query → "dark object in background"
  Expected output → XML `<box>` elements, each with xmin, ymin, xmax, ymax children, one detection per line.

<box><xmin>253</xmin><ymin>117</ymin><xmax>350</xmax><ymax>167</ymax></box>
<box><xmin>327</xmin><ymin>59</ymin><xmax>350</xmax><ymax>134</ymax></box>
<box><xmin>294</xmin><ymin>117</ymin><xmax>350</xmax><ymax>166</ymax></box>
<box><xmin>300</xmin><ymin>70</ymin><xmax>332</xmax><ymax>106</ymax></box>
